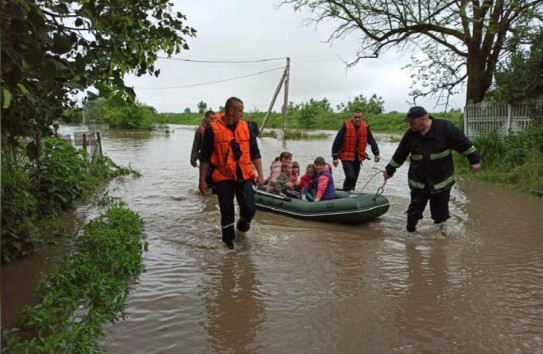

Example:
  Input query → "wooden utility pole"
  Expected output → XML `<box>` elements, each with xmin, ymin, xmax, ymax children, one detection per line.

<box><xmin>282</xmin><ymin>57</ymin><xmax>290</xmax><ymax>132</ymax></box>
<box><xmin>260</xmin><ymin>57</ymin><xmax>290</xmax><ymax>135</ymax></box>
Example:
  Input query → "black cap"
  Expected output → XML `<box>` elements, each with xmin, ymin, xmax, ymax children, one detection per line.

<box><xmin>403</xmin><ymin>106</ymin><xmax>428</xmax><ymax>122</ymax></box>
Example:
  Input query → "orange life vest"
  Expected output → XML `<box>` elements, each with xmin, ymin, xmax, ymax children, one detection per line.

<box><xmin>338</xmin><ymin>119</ymin><xmax>368</xmax><ymax>161</ymax></box>
<box><xmin>209</xmin><ymin>118</ymin><xmax>254</xmax><ymax>182</ymax></box>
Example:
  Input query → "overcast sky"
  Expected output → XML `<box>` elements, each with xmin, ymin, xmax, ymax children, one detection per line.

<box><xmin>124</xmin><ymin>0</ymin><xmax>466</xmax><ymax>114</ymax></box>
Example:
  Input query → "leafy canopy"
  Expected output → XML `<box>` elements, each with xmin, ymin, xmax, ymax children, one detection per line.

<box><xmin>1</xmin><ymin>0</ymin><xmax>196</xmax><ymax>147</ymax></box>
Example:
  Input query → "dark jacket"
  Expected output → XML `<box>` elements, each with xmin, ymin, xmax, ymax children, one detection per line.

<box><xmin>249</xmin><ymin>121</ymin><xmax>260</xmax><ymax>137</ymax></box>
<box><xmin>385</xmin><ymin>118</ymin><xmax>480</xmax><ymax>193</ymax></box>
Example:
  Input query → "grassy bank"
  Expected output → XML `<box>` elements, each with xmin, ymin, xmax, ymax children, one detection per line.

<box><xmin>454</xmin><ymin>126</ymin><xmax>543</xmax><ymax>194</ymax></box>
<box><xmin>157</xmin><ymin>110</ymin><xmax>462</xmax><ymax>132</ymax></box>
<box><xmin>2</xmin><ymin>200</ymin><xmax>146</xmax><ymax>353</ymax></box>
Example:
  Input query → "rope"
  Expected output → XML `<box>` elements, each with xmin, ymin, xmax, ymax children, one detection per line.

<box><xmin>357</xmin><ymin>167</ymin><xmax>387</xmax><ymax>201</ymax></box>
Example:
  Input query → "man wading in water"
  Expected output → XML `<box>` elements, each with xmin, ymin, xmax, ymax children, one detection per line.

<box><xmin>198</xmin><ymin>97</ymin><xmax>264</xmax><ymax>249</ymax></box>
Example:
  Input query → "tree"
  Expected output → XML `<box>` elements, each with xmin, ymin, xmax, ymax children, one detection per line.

<box><xmin>1</xmin><ymin>0</ymin><xmax>196</xmax><ymax>148</ymax></box>
<box><xmin>197</xmin><ymin>101</ymin><xmax>208</xmax><ymax>114</ymax></box>
<box><xmin>284</xmin><ymin>0</ymin><xmax>543</xmax><ymax>105</ymax></box>
<box><xmin>184</xmin><ymin>107</ymin><xmax>192</xmax><ymax>114</ymax></box>
<box><xmin>488</xmin><ymin>30</ymin><xmax>543</xmax><ymax>104</ymax></box>
<box><xmin>337</xmin><ymin>94</ymin><xmax>384</xmax><ymax>114</ymax></box>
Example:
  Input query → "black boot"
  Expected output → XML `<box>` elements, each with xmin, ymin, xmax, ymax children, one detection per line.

<box><xmin>406</xmin><ymin>217</ymin><xmax>418</xmax><ymax>232</ymax></box>
<box><xmin>236</xmin><ymin>219</ymin><xmax>250</xmax><ymax>232</ymax></box>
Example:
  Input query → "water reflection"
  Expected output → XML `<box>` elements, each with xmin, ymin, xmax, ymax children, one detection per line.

<box><xmin>199</xmin><ymin>252</ymin><xmax>265</xmax><ymax>353</ymax></box>
<box><xmin>399</xmin><ymin>241</ymin><xmax>448</xmax><ymax>349</ymax></box>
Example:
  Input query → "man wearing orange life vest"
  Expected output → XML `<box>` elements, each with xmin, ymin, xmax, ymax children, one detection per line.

<box><xmin>199</xmin><ymin>97</ymin><xmax>264</xmax><ymax>249</ymax></box>
<box><xmin>331</xmin><ymin>109</ymin><xmax>381</xmax><ymax>191</ymax></box>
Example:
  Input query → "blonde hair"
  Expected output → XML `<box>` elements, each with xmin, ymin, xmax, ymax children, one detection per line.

<box><xmin>305</xmin><ymin>164</ymin><xmax>316</xmax><ymax>174</ymax></box>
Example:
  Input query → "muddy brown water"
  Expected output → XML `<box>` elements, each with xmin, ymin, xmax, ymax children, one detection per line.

<box><xmin>2</xmin><ymin>125</ymin><xmax>542</xmax><ymax>353</ymax></box>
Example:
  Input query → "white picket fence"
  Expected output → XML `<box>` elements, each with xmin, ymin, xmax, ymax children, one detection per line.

<box><xmin>463</xmin><ymin>100</ymin><xmax>543</xmax><ymax>138</ymax></box>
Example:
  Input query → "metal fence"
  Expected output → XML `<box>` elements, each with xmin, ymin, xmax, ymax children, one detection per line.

<box><xmin>463</xmin><ymin>100</ymin><xmax>543</xmax><ymax>138</ymax></box>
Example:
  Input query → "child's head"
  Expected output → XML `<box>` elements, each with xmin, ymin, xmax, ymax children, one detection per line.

<box><xmin>281</xmin><ymin>161</ymin><xmax>293</xmax><ymax>174</ymax></box>
<box><xmin>274</xmin><ymin>156</ymin><xmax>280</xmax><ymax>161</ymax></box>
<box><xmin>305</xmin><ymin>164</ymin><xmax>316</xmax><ymax>178</ymax></box>
<box><xmin>292</xmin><ymin>161</ymin><xmax>300</xmax><ymax>174</ymax></box>
<box><xmin>279</xmin><ymin>151</ymin><xmax>293</xmax><ymax>163</ymax></box>
<box><xmin>313</xmin><ymin>157</ymin><xmax>326</xmax><ymax>173</ymax></box>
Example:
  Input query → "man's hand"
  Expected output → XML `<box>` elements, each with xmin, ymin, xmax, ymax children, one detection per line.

<box><xmin>255</xmin><ymin>175</ymin><xmax>264</xmax><ymax>188</ymax></box>
<box><xmin>383</xmin><ymin>171</ymin><xmax>393</xmax><ymax>180</ymax></box>
<box><xmin>374</xmin><ymin>155</ymin><xmax>381</xmax><ymax>163</ymax></box>
<box><xmin>190</xmin><ymin>160</ymin><xmax>198</xmax><ymax>168</ymax></box>
<box><xmin>470</xmin><ymin>163</ymin><xmax>481</xmax><ymax>173</ymax></box>
<box><xmin>333</xmin><ymin>159</ymin><xmax>339</xmax><ymax>167</ymax></box>
<box><xmin>199</xmin><ymin>181</ymin><xmax>208</xmax><ymax>195</ymax></box>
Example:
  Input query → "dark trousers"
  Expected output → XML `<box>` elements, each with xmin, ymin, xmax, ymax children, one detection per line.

<box><xmin>407</xmin><ymin>187</ymin><xmax>451</xmax><ymax>224</ymax></box>
<box><xmin>341</xmin><ymin>160</ymin><xmax>361</xmax><ymax>191</ymax></box>
<box><xmin>215</xmin><ymin>180</ymin><xmax>256</xmax><ymax>243</ymax></box>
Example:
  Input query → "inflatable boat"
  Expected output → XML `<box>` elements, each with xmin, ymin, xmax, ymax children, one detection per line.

<box><xmin>254</xmin><ymin>189</ymin><xmax>390</xmax><ymax>225</ymax></box>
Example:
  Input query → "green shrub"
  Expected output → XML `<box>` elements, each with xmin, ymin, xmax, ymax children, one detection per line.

<box><xmin>2</xmin><ymin>202</ymin><xmax>146</xmax><ymax>353</ymax></box>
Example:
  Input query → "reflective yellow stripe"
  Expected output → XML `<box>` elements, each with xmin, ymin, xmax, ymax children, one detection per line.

<box><xmin>390</xmin><ymin>159</ymin><xmax>402</xmax><ymax>168</ymax></box>
<box><xmin>462</xmin><ymin>146</ymin><xmax>477</xmax><ymax>155</ymax></box>
<box><xmin>408</xmin><ymin>179</ymin><xmax>426</xmax><ymax>189</ymax></box>
<box><xmin>434</xmin><ymin>175</ymin><xmax>455</xmax><ymax>190</ymax></box>
<box><xmin>410</xmin><ymin>154</ymin><xmax>423</xmax><ymax>160</ymax></box>
<box><xmin>430</xmin><ymin>149</ymin><xmax>451</xmax><ymax>160</ymax></box>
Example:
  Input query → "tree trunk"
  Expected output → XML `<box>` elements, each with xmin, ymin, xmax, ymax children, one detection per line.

<box><xmin>465</xmin><ymin>51</ymin><xmax>491</xmax><ymax>105</ymax></box>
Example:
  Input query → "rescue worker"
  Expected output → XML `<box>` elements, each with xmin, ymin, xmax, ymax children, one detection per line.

<box><xmin>248</xmin><ymin>116</ymin><xmax>260</xmax><ymax>137</ymax></box>
<box><xmin>383</xmin><ymin>106</ymin><xmax>481</xmax><ymax>232</ymax></box>
<box><xmin>331</xmin><ymin>108</ymin><xmax>380</xmax><ymax>191</ymax></box>
<box><xmin>199</xmin><ymin>97</ymin><xmax>264</xmax><ymax>249</ymax></box>
<box><xmin>190</xmin><ymin>110</ymin><xmax>216</xmax><ymax>168</ymax></box>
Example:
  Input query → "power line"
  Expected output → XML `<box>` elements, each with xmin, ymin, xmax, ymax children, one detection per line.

<box><xmin>157</xmin><ymin>56</ymin><xmax>287</xmax><ymax>63</ymax></box>
<box><xmin>135</xmin><ymin>67</ymin><xmax>285</xmax><ymax>89</ymax></box>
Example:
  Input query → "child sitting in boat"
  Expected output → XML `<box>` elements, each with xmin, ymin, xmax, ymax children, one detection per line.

<box><xmin>291</xmin><ymin>161</ymin><xmax>300</xmax><ymax>184</ymax></box>
<box><xmin>307</xmin><ymin>157</ymin><xmax>336</xmax><ymax>202</ymax></box>
<box><xmin>266</xmin><ymin>151</ymin><xmax>292</xmax><ymax>193</ymax></box>
<box><xmin>275</xmin><ymin>161</ymin><xmax>302</xmax><ymax>199</ymax></box>
<box><xmin>297</xmin><ymin>163</ymin><xmax>316</xmax><ymax>201</ymax></box>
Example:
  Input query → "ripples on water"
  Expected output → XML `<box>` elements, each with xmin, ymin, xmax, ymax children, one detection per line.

<box><xmin>54</xmin><ymin>125</ymin><xmax>543</xmax><ymax>353</ymax></box>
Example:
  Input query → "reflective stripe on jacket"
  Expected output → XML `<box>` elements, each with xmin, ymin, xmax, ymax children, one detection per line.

<box><xmin>209</xmin><ymin>119</ymin><xmax>254</xmax><ymax>182</ymax></box>
<box><xmin>386</xmin><ymin>118</ymin><xmax>480</xmax><ymax>193</ymax></box>
<box><xmin>338</xmin><ymin>119</ymin><xmax>368</xmax><ymax>161</ymax></box>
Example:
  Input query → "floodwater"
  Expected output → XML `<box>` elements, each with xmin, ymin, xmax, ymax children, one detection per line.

<box><xmin>3</xmin><ymin>125</ymin><xmax>543</xmax><ymax>353</ymax></box>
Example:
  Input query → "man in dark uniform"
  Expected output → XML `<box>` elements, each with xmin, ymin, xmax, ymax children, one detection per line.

<box><xmin>248</xmin><ymin>116</ymin><xmax>260</xmax><ymax>137</ymax></box>
<box><xmin>383</xmin><ymin>106</ymin><xmax>481</xmax><ymax>232</ymax></box>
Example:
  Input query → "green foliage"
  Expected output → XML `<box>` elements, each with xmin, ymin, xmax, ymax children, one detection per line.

<box><xmin>1</xmin><ymin>137</ymin><xmax>139</xmax><ymax>261</ymax></box>
<box><xmin>101</xmin><ymin>100</ymin><xmax>157</xmax><ymax>130</ymax></box>
<box><xmin>336</xmin><ymin>94</ymin><xmax>384</xmax><ymax>114</ymax></box>
<box><xmin>1</xmin><ymin>157</ymin><xmax>39</xmax><ymax>262</ymax></box>
<box><xmin>2</xmin><ymin>202</ymin><xmax>146</xmax><ymax>353</ymax></box>
<box><xmin>36</xmin><ymin>138</ymin><xmax>89</xmax><ymax>211</ymax></box>
<box><xmin>455</xmin><ymin>125</ymin><xmax>543</xmax><ymax>192</ymax></box>
<box><xmin>1</xmin><ymin>0</ymin><xmax>196</xmax><ymax>147</ymax></box>
<box><xmin>487</xmin><ymin>30</ymin><xmax>543</xmax><ymax>103</ymax></box>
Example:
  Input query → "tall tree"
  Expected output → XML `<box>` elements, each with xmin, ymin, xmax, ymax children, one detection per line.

<box><xmin>1</xmin><ymin>0</ymin><xmax>196</xmax><ymax>147</ymax></box>
<box><xmin>283</xmin><ymin>0</ymin><xmax>543</xmax><ymax>105</ymax></box>
<box><xmin>488</xmin><ymin>30</ymin><xmax>543</xmax><ymax>104</ymax></box>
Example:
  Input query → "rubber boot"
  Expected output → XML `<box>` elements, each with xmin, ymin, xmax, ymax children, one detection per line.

<box><xmin>406</xmin><ymin>217</ymin><xmax>418</xmax><ymax>232</ymax></box>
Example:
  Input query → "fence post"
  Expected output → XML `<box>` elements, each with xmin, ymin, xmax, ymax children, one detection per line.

<box><xmin>506</xmin><ymin>104</ymin><xmax>513</xmax><ymax>134</ymax></box>
<box><xmin>463</xmin><ymin>106</ymin><xmax>468</xmax><ymax>137</ymax></box>
<box><xmin>83</xmin><ymin>133</ymin><xmax>87</xmax><ymax>152</ymax></box>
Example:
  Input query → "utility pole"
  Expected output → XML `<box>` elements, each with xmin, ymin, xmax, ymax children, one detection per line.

<box><xmin>260</xmin><ymin>57</ymin><xmax>290</xmax><ymax>136</ymax></box>
<box><xmin>282</xmin><ymin>57</ymin><xmax>290</xmax><ymax>133</ymax></box>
